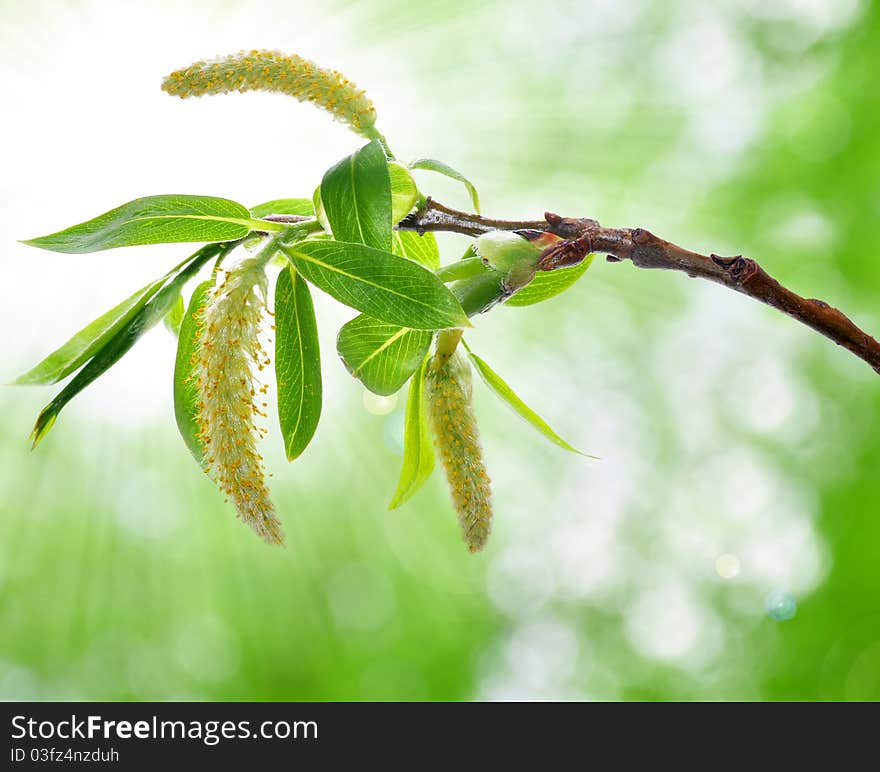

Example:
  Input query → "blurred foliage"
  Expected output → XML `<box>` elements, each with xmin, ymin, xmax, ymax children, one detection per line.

<box><xmin>2</xmin><ymin>0</ymin><xmax>880</xmax><ymax>701</ymax></box>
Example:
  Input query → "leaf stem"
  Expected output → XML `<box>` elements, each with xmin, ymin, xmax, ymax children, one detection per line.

<box><xmin>433</xmin><ymin>329</ymin><xmax>464</xmax><ymax>370</ymax></box>
<box><xmin>364</xmin><ymin>126</ymin><xmax>394</xmax><ymax>159</ymax></box>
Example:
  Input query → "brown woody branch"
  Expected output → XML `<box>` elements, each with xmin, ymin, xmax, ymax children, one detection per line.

<box><xmin>399</xmin><ymin>199</ymin><xmax>880</xmax><ymax>375</ymax></box>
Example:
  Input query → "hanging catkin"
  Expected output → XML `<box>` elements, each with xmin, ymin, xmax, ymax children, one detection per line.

<box><xmin>162</xmin><ymin>49</ymin><xmax>377</xmax><ymax>137</ymax></box>
<box><xmin>425</xmin><ymin>349</ymin><xmax>493</xmax><ymax>552</ymax></box>
<box><xmin>193</xmin><ymin>260</ymin><xmax>284</xmax><ymax>545</ymax></box>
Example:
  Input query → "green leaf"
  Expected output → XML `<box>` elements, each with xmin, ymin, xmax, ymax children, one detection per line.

<box><xmin>16</xmin><ymin>243</ymin><xmax>222</xmax><ymax>386</ymax></box>
<box><xmin>389</xmin><ymin>162</ymin><xmax>418</xmax><ymax>224</ymax></box>
<box><xmin>312</xmin><ymin>185</ymin><xmax>331</xmax><ymax>232</ymax></box>
<box><xmin>337</xmin><ymin>315</ymin><xmax>432</xmax><ymax>396</ymax></box>
<box><xmin>284</xmin><ymin>239</ymin><xmax>470</xmax><ymax>330</ymax></box>
<box><xmin>14</xmin><ymin>277</ymin><xmax>167</xmax><ymax>385</ymax></box>
<box><xmin>410</xmin><ymin>158</ymin><xmax>481</xmax><ymax>214</ymax></box>
<box><xmin>31</xmin><ymin>294</ymin><xmax>170</xmax><ymax>448</ymax></box>
<box><xmin>464</xmin><ymin>345</ymin><xmax>592</xmax><ymax>457</ymax></box>
<box><xmin>275</xmin><ymin>266</ymin><xmax>322</xmax><ymax>460</ymax></box>
<box><xmin>249</xmin><ymin>198</ymin><xmax>315</xmax><ymax>218</ymax></box>
<box><xmin>172</xmin><ymin>279</ymin><xmax>213</xmax><ymax>463</ymax></box>
<box><xmin>320</xmin><ymin>139</ymin><xmax>391</xmax><ymax>250</ymax></box>
<box><xmin>392</xmin><ymin>230</ymin><xmax>440</xmax><ymax>270</ymax></box>
<box><xmin>163</xmin><ymin>291</ymin><xmax>186</xmax><ymax>337</ymax></box>
<box><xmin>30</xmin><ymin>246</ymin><xmax>223</xmax><ymax>448</ymax></box>
<box><xmin>22</xmin><ymin>194</ymin><xmax>278</xmax><ymax>254</ymax></box>
<box><xmin>505</xmin><ymin>255</ymin><xmax>595</xmax><ymax>307</ymax></box>
<box><xmin>459</xmin><ymin>243</ymin><xmax>478</xmax><ymax>260</ymax></box>
<box><xmin>389</xmin><ymin>355</ymin><xmax>435</xmax><ymax>509</ymax></box>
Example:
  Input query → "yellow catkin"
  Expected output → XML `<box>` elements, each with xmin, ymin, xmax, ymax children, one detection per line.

<box><xmin>425</xmin><ymin>350</ymin><xmax>493</xmax><ymax>552</ymax></box>
<box><xmin>194</xmin><ymin>259</ymin><xmax>284</xmax><ymax>545</ymax></box>
<box><xmin>161</xmin><ymin>49</ymin><xmax>377</xmax><ymax>136</ymax></box>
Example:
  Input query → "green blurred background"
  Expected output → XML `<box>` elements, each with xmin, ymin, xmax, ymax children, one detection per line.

<box><xmin>2</xmin><ymin>0</ymin><xmax>879</xmax><ymax>700</ymax></box>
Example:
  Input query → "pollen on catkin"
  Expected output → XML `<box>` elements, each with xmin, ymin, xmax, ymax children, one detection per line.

<box><xmin>194</xmin><ymin>260</ymin><xmax>284</xmax><ymax>546</ymax></box>
<box><xmin>425</xmin><ymin>350</ymin><xmax>493</xmax><ymax>552</ymax></box>
<box><xmin>161</xmin><ymin>49</ymin><xmax>377</xmax><ymax>136</ymax></box>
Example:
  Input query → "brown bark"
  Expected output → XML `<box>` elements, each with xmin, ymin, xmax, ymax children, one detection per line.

<box><xmin>400</xmin><ymin>200</ymin><xmax>880</xmax><ymax>375</ymax></box>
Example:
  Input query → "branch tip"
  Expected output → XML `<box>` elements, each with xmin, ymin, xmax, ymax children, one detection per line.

<box><xmin>403</xmin><ymin>199</ymin><xmax>880</xmax><ymax>376</ymax></box>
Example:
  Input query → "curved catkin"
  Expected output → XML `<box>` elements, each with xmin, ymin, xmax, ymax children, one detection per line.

<box><xmin>162</xmin><ymin>49</ymin><xmax>377</xmax><ymax>136</ymax></box>
<box><xmin>425</xmin><ymin>350</ymin><xmax>493</xmax><ymax>552</ymax></box>
<box><xmin>194</xmin><ymin>261</ymin><xmax>284</xmax><ymax>546</ymax></box>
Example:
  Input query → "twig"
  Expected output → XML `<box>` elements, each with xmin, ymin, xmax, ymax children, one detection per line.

<box><xmin>399</xmin><ymin>199</ymin><xmax>880</xmax><ymax>375</ymax></box>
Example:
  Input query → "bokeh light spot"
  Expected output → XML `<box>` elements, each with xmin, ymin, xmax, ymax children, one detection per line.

<box><xmin>765</xmin><ymin>589</ymin><xmax>797</xmax><ymax>621</ymax></box>
<box><xmin>716</xmin><ymin>553</ymin><xmax>741</xmax><ymax>579</ymax></box>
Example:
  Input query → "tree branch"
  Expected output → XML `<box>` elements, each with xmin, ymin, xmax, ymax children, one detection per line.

<box><xmin>399</xmin><ymin>199</ymin><xmax>880</xmax><ymax>375</ymax></box>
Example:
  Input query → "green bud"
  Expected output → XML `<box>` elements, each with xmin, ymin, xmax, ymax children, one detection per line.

<box><xmin>449</xmin><ymin>231</ymin><xmax>566</xmax><ymax>314</ymax></box>
<box><xmin>451</xmin><ymin>270</ymin><xmax>507</xmax><ymax>316</ymax></box>
<box><xmin>475</xmin><ymin>231</ymin><xmax>549</xmax><ymax>295</ymax></box>
<box><xmin>477</xmin><ymin>231</ymin><xmax>539</xmax><ymax>271</ymax></box>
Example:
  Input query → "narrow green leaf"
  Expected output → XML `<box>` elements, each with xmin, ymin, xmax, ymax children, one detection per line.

<box><xmin>337</xmin><ymin>315</ymin><xmax>432</xmax><ymax>396</ymax></box>
<box><xmin>275</xmin><ymin>266</ymin><xmax>322</xmax><ymax>460</ymax></box>
<box><xmin>284</xmin><ymin>239</ymin><xmax>470</xmax><ymax>330</ymax></box>
<box><xmin>392</xmin><ymin>230</ymin><xmax>440</xmax><ymax>270</ymax></box>
<box><xmin>163</xmin><ymin>291</ymin><xmax>186</xmax><ymax>337</ymax></box>
<box><xmin>410</xmin><ymin>158</ymin><xmax>481</xmax><ymax>214</ymax></box>
<box><xmin>31</xmin><ymin>299</ymin><xmax>162</xmax><ymax>449</ymax></box>
<box><xmin>14</xmin><ymin>277</ymin><xmax>167</xmax><ymax>385</ymax></box>
<box><xmin>389</xmin><ymin>162</ymin><xmax>418</xmax><ymax>223</ymax></box>
<box><xmin>465</xmin><ymin>345</ymin><xmax>592</xmax><ymax>457</ymax></box>
<box><xmin>320</xmin><ymin>139</ymin><xmax>391</xmax><ymax>250</ymax></box>
<box><xmin>506</xmin><ymin>255</ymin><xmax>595</xmax><ymax>307</ymax></box>
<box><xmin>173</xmin><ymin>280</ymin><xmax>213</xmax><ymax>463</ymax></box>
<box><xmin>16</xmin><ymin>243</ymin><xmax>224</xmax><ymax>386</ymax></box>
<box><xmin>22</xmin><ymin>194</ymin><xmax>278</xmax><ymax>254</ymax></box>
<box><xmin>249</xmin><ymin>198</ymin><xmax>315</xmax><ymax>218</ymax></box>
<box><xmin>29</xmin><ymin>246</ymin><xmax>223</xmax><ymax>448</ymax></box>
<box><xmin>389</xmin><ymin>355</ymin><xmax>435</xmax><ymax>509</ymax></box>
